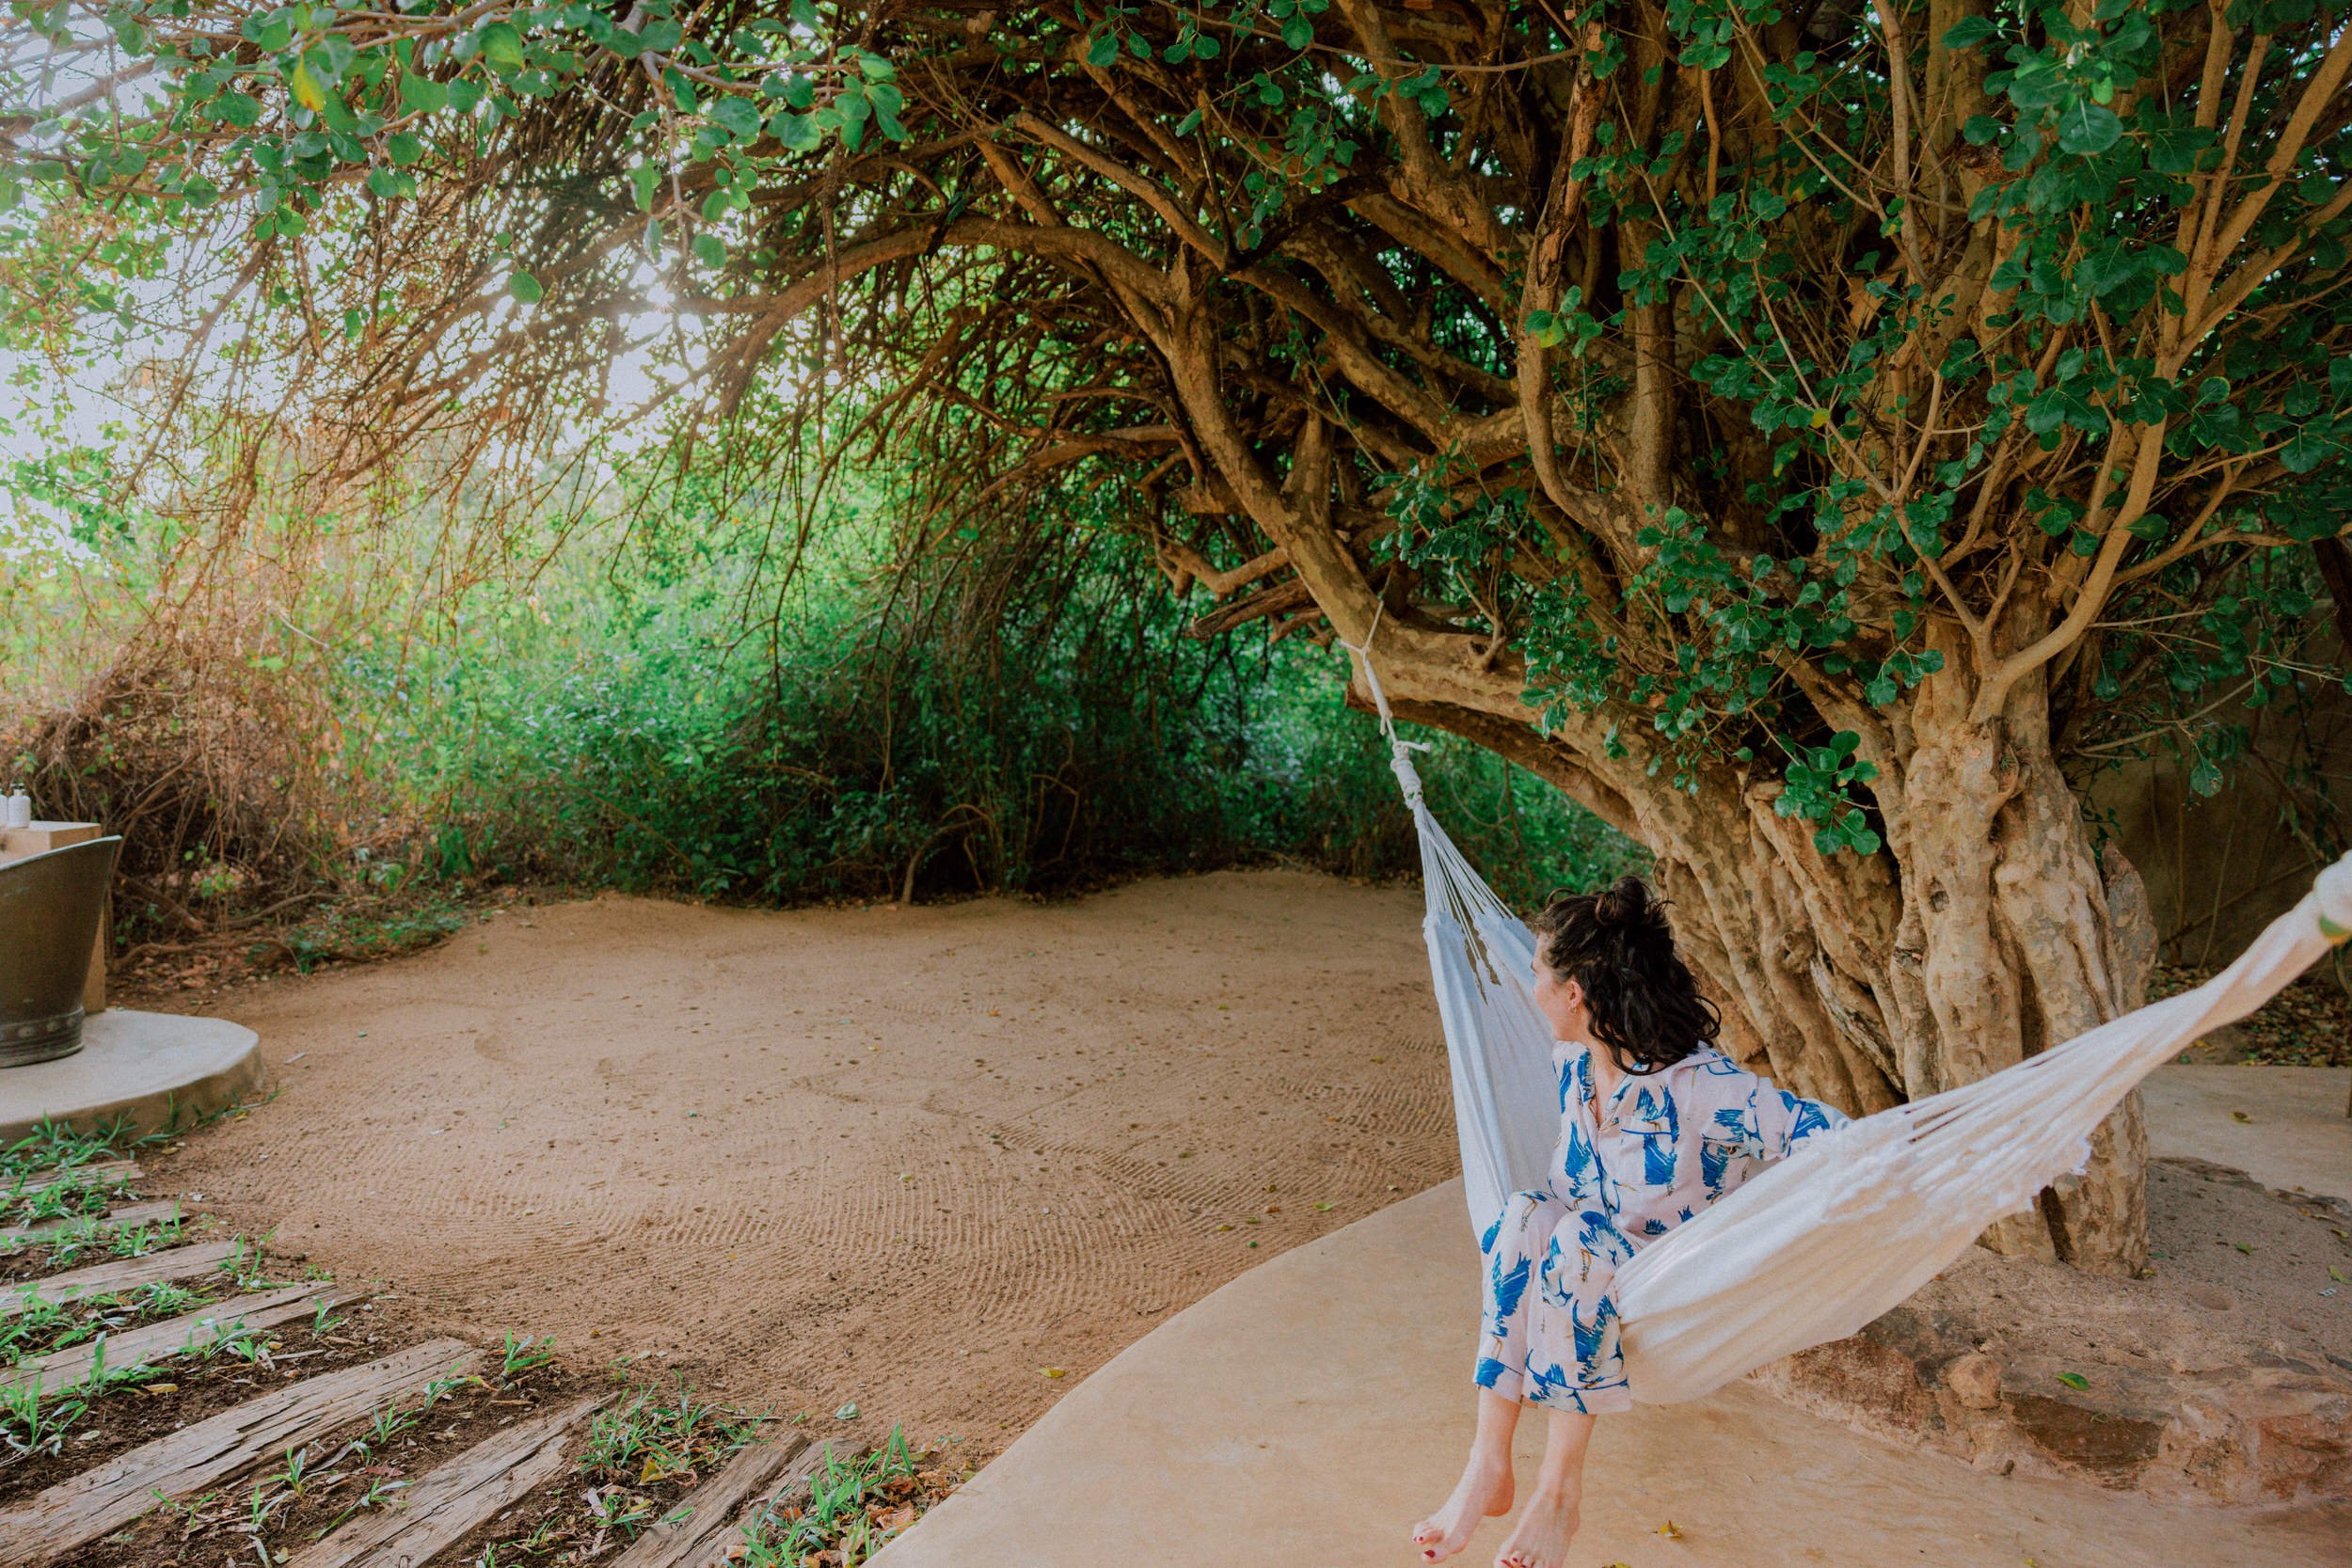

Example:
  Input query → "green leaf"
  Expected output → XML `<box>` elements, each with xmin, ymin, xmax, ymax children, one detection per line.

<box><xmin>1940</xmin><ymin>16</ymin><xmax>1998</xmax><ymax>48</ymax></box>
<box><xmin>2280</xmin><ymin>431</ymin><xmax>2329</xmax><ymax>474</ymax></box>
<box><xmin>769</xmin><ymin>112</ymin><xmax>819</xmax><ymax>150</ymax></box>
<box><xmin>399</xmin><ymin>73</ymin><xmax>448</xmax><ymax>113</ymax></box>
<box><xmin>387</xmin><ymin>131</ymin><xmax>423</xmax><ymax>166</ymax></box>
<box><xmin>630</xmin><ymin>162</ymin><xmax>660</xmax><ymax>210</ymax></box>
<box><xmin>708</xmin><ymin>96</ymin><xmax>761</xmax><ymax>138</ymax></box>
<box><xmin>2058</xmin><ymin>102</ymin><xmax>2122</xmax><ymax>156</ymax></box>
<box><xmin>1087</xmin><ymin>31</ymin><xmax>1118</xmax><ymax>67</ymax></box>
<box><xmin>478</xmin><ymin>22</ymin><xmax>527</xmax><ymax>71</ymax></box>
<box><xmin>2055</xmin><ymin>1371</ymin><xmax>2090</xmax><ymax>1390</ymax></box>
<box><xmin>507</xmin><ymin>270</ymin><xmax>542</xmax><ymax>303</ymax></box>
<box><xmin>692</xmin><ymin>231</ymin><xmax>727</xmax><ymax>268</ymax></box>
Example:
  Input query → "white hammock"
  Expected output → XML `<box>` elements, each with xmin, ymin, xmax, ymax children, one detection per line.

<box><xmin>1343</xmin><ymin>639</ymin><xmax>2352</xmax><ymax>1406</ymax></box>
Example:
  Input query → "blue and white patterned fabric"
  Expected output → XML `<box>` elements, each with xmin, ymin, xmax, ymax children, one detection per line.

<box><xmin>1472</xmin><ymin>1041</ymin><xmax>1846</xmax><ymax>1413</ymax></box>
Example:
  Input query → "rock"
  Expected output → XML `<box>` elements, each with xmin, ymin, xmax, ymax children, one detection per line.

<box><xmin>1753</xmin><ymin>1176</ymin><xmax>2352</xmax><ymax>1506</ymax></box>
<box><xmin>1999</xmin><ymin>1360</ymin><xmax>2172</xmax><ymax>1481</ymax></box>
<box><xmin>1944</xmin><ymin>1352</ymin><xmax>2002</xmax><ymax>1411</ymax></box>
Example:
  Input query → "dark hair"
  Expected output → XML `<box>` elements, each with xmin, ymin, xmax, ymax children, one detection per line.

<box><xmin>1528</xmin><ymin>875</ymin><xmax>1721</xmax><ymax>1074</ymax></box>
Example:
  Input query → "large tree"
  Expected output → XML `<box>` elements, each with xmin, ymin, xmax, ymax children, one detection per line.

<box><xmin>8</xmin><ymin>0</ymin><xmax>2348</xmax><ymax>1269</ymax></box>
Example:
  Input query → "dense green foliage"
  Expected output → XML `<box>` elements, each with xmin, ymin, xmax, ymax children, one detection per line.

<box><xmin>0</xmin><ymin>444</ymin><xmax>1640</xmax><ymax>948</ymax></box>
<box><xmin>6</xmin><ymin>0</ymin><xmax>2342</xmax><ymax>859</ymax></box>
<box><xmin>379</xmin><ymin>512</ymin><xmax>1643</xmax><ymax>908</ymax></box>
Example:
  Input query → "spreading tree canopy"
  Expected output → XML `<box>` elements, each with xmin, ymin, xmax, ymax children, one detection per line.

<box><xmin>7</xmin><ymin>0</ymin><xmax>2349</xmax><ymax>1268</ymax></box>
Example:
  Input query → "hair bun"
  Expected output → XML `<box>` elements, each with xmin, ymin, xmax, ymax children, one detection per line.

<box><xmin>1595</xmin><ymin>875</ymin><xmax>1650</xmax><ymax>927</ymax></box>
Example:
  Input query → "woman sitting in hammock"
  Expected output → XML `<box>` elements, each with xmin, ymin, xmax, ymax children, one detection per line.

<box><xmin>1412</xmin><ymin>876</ymin><xmax>1847</xmax><ymax>1568</ymax></box>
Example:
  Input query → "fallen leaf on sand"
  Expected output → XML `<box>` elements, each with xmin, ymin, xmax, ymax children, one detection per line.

<box><xmin>1658</xmin><ymin>1519</ymin><xmax>1682</xmax><ymax>1538</ymax></box>
<box><xmin>2055</xmin><ymin>1371</ymin><xmax>2090</xmax><ymax>1390</ymax></box>
<box><xmin>1041</xmin><ymin>1367</ymin><xmax>1066</xmax><ymax>1378</ymax></box>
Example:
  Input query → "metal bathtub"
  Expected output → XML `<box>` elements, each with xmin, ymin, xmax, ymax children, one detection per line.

<box><xmin>0</xmin><ymin>836</ymin><xmax>123</xmax><ymax>1066</ymax></box>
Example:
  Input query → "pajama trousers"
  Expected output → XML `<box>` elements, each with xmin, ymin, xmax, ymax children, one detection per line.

<box><xmin>1472</xmin><ymin>1187</ymin><xmax>1637</xmax><ymax>1414</ymax></box>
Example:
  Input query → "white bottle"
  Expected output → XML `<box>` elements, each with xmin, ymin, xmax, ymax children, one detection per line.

<box><xmin>4</xmin><ymin>787</ymin><xmax>28</xmax><ymax>829</ymax></box>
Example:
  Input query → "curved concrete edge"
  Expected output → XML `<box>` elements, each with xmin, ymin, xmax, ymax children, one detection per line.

<box><xmin>871</xmin><ymin>1176</ymin><xmax>2347</xmax><ymax>1568</ymax></box>
<box><xmin>0</xmin><ymin>1009</ymin><xmax>265</xmax><ymax>1145</ymax></box>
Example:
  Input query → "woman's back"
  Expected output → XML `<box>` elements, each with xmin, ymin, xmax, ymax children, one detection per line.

<box><xmin>1550</xmin><ymin>1038</ymin><xmax>1847</xmax><ymax>1241</ymax></box>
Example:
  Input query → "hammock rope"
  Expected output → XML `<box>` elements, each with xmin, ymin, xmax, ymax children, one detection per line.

<box><xmin>1337</xmin><ymin>628</ymin><xmax>2352</xmax><ymax>1406</ymax></box>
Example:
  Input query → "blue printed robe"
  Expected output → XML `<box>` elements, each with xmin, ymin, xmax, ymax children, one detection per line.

<box><xmin>1473</xmin><ymin>1040</ymin><xmax>1847</xmax><ymax>1412</ymax></box>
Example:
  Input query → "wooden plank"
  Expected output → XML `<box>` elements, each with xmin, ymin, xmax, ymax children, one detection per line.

<box><xmin>0</xmin><ymin>1282</ymin><xmax>354</xmax><ymax>1395</ymax></box>
<box><xmin>0</xmin><ymin>1337</ymin><xmax>485</xmax><ymax>1568</ymax></box>
<box><xmin>0</xmin><ymin>1239</ymin><xmax>238</xmax><ymax>1316</ymax></box>
<box><xmin>609</xmin><ymin>1433</ymin><xmax>815</xmax><ymax>1568</ymax></box>
<box><xmin>0</xmin><ymin>1196</ymin><xmax>185</xmax><ymax>1246</ymax></box>
<box><xmin>283</xmin><ymin>1390</ymin><xmax>612</xmax><ymax>1568</ymax></box>
<box><xmin>4</xmin><ymin>1159</ymin><xmax>140</xmax><ymax>1198</ymax></box>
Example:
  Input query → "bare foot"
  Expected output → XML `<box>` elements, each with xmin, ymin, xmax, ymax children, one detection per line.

<box><xmin>1409</xmin><ymin>1449</ymin><xmax>1514</xmax><ymax>1562</ymax></box>
<box><xmin>1491</xmin><ymin>1485</ymin><xmax>1580</xmax><ymax>1568</ymax></box>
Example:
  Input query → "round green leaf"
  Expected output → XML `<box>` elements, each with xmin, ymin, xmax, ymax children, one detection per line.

<box><xmin>2057</xmin><ymin>102</ymin><xmax>2122</xmax><ymax>156</ymax></box>
<box><xmin>478</xmin><ymin>23</ymin><xmax>526</xmax><ymax>71</ymax></box>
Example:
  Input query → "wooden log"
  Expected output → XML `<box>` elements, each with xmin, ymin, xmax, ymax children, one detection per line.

<box><xmin>0</xmin><ymin>1197</ymin><xmax>185</xmax><ymax>1246</ymax></box>
<box><xmin>0</xmin><ymin>1239</ymin><xmax>237</xmax><ymax>1316</ymax></box>
<box><xmin>608</xmin><ymin>1433</ymin><xmax>817</xmax><ymax>1568</ymax></box>
<box><xmin>0</xmin><ymin>1337</ymin><xmax>484</xmax><ymax>1568</ymax></box>
<box><xmin>0</xmin><ymin>1282</ymin><xmax>355</xmax><ymax>1395</ymax></box>
<box><xmin>5</xmin><ymin>1159</ymin><xmax>139</xmax><ymax>1198</ymax></box>
<box><xmin>281</xmin><ymin>1390</ymin><xmax>612</xmax><ymax>1568</ymax></box>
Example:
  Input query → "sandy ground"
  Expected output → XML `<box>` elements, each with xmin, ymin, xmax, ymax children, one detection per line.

<box><xmin>154</xmin><ymin>870</ymin><xmax>1457</xmax><ymax>1462</ymax></box>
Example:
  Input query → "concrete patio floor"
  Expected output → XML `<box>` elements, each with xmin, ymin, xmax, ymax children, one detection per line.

<box><xmin>2141</xmin><ymin>1063</ymin><xmax>2349</xmax><ymax>1202</ymax></box>
<box><xmin>872</xmin><ymin>1066</ymin><xmax>2349</xmax><ymax>1568</ymax></box>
